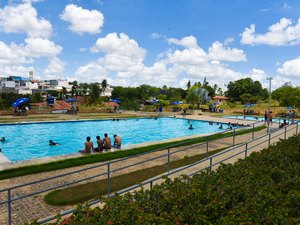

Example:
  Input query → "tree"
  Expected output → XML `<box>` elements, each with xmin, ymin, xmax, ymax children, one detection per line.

<box><xmin>62</xmin><ymin>86</ymin><xmax>67</xmax><ymax>99</ymax></box>
<box><xmin>187</xmin><ymin>80</ymin><xmax>191</xmax><ymax>90</ymax></box>
<box><xmin>186</xmin><ymin>91</ymin><xmax>200</xmax><ymax>108</ymax></box>
<box><xmin>272</xmin><ymin>85</ymin><xmax>294</xmax><ymax>102</ymax></box>
<box><xmin>31</xmin><ymin>92</ymin><xmax>43</xmax><ymax>103</ymax></box>
<box><xmin>101</xmin><ymin>79</ymin><xmax>108</xmax><ymax>96</ymax></box>
<box><xmin>89</xmin><ymin>83</ymin><xmax>101</xmax><ymax>104</ymax></box>
<box><xmin>70</xmin><ymin>81</ymin><xmax>78</xmax><ymax>97</ymax></box>
<box><xmin>272</xmin><ymin>85</ymin><xmax>300</xmax><ymax>108</ymax></box>
<box><xmin>225</xmin><ymin>78</ymin><xmax>268</xmax><ymax>102</ymax></box>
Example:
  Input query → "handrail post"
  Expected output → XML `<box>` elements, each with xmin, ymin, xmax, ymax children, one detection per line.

<box><xmin>284</xmin><ymin>126</ymin><xmax>287</xmax><ymax>139</ymax></box>
<box><xmin>150</xmin><ymin>181</ymin><xmax>153</xmax><ymax>190</ymax></box>
<box><xmin>206</xmin><ymin>140</ymin><xmax>209</xmax><ymax>158</ymax></box>
<box><xmin>268</xmin><ymin>133</ymin><xmax>271</xmax><ymax>147</ymax></box>
<box><xmin>167</xmin><ymin>148</ymin><xmax>170</xmax><ymax>174</ymax></box>
<box><xmin>209</xmin><ymin>158</ymin><xmax>212</xmax><ymax>172</ymax></box>
<box><xmin>245</xmin><ymin>143</ymin><xmax>248</xmax><ymax>158</ymax></box>
<box><xmin>8</xmin><ymin>189</ymin><xmax>12</xmax><ymax>225</ymax></box>
<box><xmin>252</xmin><ymin>123</ymin><xmax>255</xmax><ymax>140</ymax></box>
<box><xmin>107</xmin><ymin>161</ymin><xmax>111</xmax><ymax>197</ymax></box>
<box><xmin>232</xmin><ymin>129</ymin><xmax>235</xmax><ymax>146</ymax></box>
<box><xmin>296</xmin><ymin>122</ymin><xmax>299</xmax><ymax>135</ymax></box>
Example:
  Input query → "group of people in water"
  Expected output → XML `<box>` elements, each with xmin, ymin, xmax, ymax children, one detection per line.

<box><xmin>48</xmin><ymin>133</ymin><xmax>122</xmax><ymax>155</ymax></box>
<box><xmin>188</xmin><ymin>121</ymin><xmax>250</xmax><ymax>131</ymax></box>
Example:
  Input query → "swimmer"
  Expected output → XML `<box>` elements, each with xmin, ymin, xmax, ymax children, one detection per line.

<box><xmin>219</xmin><ymin>124</ymin><xmax>223</xmax><ymax>129</ymax></box>
<box><xmin>49</xmin><ymin>140</ymin><xmax>60</xmax><ymax>146</ymax></box>
<box><xmin>0</xmin><ymin>137</ymin><xmax>5</xmax><ymax>142</ymax></box>
<box><xmin>188</xmin><ymin>124</ymin><xmax>194</xmax><ymax>129</ymax></box>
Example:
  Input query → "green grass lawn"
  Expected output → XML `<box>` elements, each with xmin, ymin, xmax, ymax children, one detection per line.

<box><xmin>44</xmin><ymin>148</ymin><xmax>224</xmax><ymax>206</ymax></box>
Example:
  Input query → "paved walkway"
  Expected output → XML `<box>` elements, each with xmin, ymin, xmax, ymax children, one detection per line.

<box><xmin>0</xmin><ymin>115</ymin><xmax>288</xmax><ymax>225</ymax></box>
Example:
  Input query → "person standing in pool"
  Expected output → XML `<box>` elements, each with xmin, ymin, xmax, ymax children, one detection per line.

<box><xmin>103</xmin><ymin>133</ymin><xmax>112</xmax><ymax>150</ymax></box>
<box><xmin>78</xmin><ymin>136</ymin><xmax>94</xmax><ymax>154</ymax></box>
<box><xmin>189</xmin><ymin>124</ymin><xmax>193</xmax><ymax>129</ymax></box>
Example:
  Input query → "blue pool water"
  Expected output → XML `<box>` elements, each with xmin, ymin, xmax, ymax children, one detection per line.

<box><xmin>0</xmin><ymin>118</ymin><xmax>232</xmax><ymax>162</ymax></box>
<box><xmin>223</xmin><ymin>115</ymin><xmax>265</xmax><ymax>121</ymax></box>
<box><xmin>223</xmin><ymin>115</ymin><xmax>295</xmax><ymax>123</ymax></box>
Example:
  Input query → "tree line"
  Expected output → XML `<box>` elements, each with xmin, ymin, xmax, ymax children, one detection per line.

<box><xmin>0</xmin><ymin>77</ymin><xmax>299</xmax><ymax>110</ymax></box>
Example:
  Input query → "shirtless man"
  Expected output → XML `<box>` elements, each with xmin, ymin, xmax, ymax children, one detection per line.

<box><xmin>94</xmin><ymin>136</ymin><xmax>104</xmax><ymax>152</ymax></box>
<box><xmin>78</xmin><ymin>136</ymin><xmax>94</xmax><ymax>154</ymax></box>
<box><xmin>113</xmin><ymin>134</ymin><xmax>122</xmax><ymax>149</ymax></box>
<box><xmin>103</xmin><ymin>133</ymin><xmax>111</xmax><ymax>150</ymax></box>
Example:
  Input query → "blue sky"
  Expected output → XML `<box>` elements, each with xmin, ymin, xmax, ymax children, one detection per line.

<box><xmin>0</xmin><ymin>0</ymin><xmax>300</xmax><ymax>90</ymax></box>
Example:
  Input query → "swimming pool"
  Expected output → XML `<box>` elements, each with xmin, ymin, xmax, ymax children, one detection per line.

<box><xmin>223</xmin><ymin>115</ymin><xmax>294</xmax><ymax>123</ymax></box>
<box><xmin>223</xmin><ymin>115</ymin><xmax>265</xmax><ymax>121</ymax></box>
<box><xmin>0</xmin><ymin>118</ymin><xmax>232</xmax><ymax>162</ymax></box>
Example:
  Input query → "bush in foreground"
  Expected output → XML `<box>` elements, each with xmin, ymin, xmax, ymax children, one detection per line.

<box><xmin>29</xmin><ymin>135</ymin><xmax>300</xmax><ymax>224</ymax></box>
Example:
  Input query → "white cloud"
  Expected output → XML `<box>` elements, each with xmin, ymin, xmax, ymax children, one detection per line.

<box><xmin>0</xmin><ymin>38</ymin><xmax>62</xmax><ymax>68</ymax></box>
<box><xmin>168</xmin><ymin>36</ymin><xmax>199</xmax><ymax>49</ymax></box>
<box><xmin>0</xmin><ymin>3</ymin><xmax>52</xmax><ymax>38</ymax></box>
<box><xmin>150</xmin><ymin>33</ymin><xmax>162</xmax><ymax>39</ymax></box>
<box><xmin>43</xmin><ymin>57</ymin><xmax>65</xmax><ymax>79</ymax></box>
<box><xmin>0</xmin><ymin>41</ymin><xmax>32</xmax><ymax>65</ymax></box>
<box><xmin>277</xmin><ymin>57</ymin><xmax>300</xmax><ymax>78</ymax></box>
<box><xmin>241</xmin><ymin>18</ymin><xmax>300</xmax><ymax>46</ymax></box>
<box><xmin>0</xmin><ymin>64</ymin><xmax>33</xmax><ymax>76</ymax></box>
<box><xmin>246</xmin><ymin>68</ymin><xmax>267</xmax><ymax>82</ymax></box>
<box><xmin>92</xmin><ymin>33</ymin><xmax>146</xmax><ymax>58</ymax></box>
<box><xmin>224</xmin><ymin>37</ymin><xmax>235</xmax><ymax>46</ymax></box>
<box><xmin>76</xmin><ymin>34</ymin><xmax>248</xmax><ymax>88</ymax></box>
<box><xmin>91</xmin><ymin>32</ymin><xmax>146</xmax><ymax>77</ymax></box>
<box><xmin>208</xmin><ymin>41</ymin><xmax>246</xmax><ymax>62</ymax></box>
<box><xmin>24</xmin><ymin>38</ymin><xmax>62</xmax><ymax>58</ymax></box>
<box><xmin>74</xmin><ymin>61</ymin><xmax>108</xmax><ymax>83</ymax></box>
<box><xmin>60</xmin><ymin>4</ymin><xmax>104</xmax><ymax>35</ymax></box>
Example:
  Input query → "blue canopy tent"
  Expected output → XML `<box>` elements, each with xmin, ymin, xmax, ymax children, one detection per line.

<box><xmin>46</xmin><ymin>96</ymin><xmax>55</xmax><ymax>106</ymax></box>
<box><xmin>170</xmin><ymin>101</ymin><xmax>183</xmax><ymax>105</ymax></box>
<box><xmin>12</xmin><ymin>98</ymin><xmax>29</xmax><ymax>107</ymax></box>
<box><xmin>110</xmin><ymin>99</ymin><xmax>121</xmax><ymax>104</ymax></box>
<box><xmin>285</xmin><ymin>106</ymin><xmax>295</xmax><ymax>110</ymax></box>
<box><xmin>65</xmin><ymin>98</ymin><xmax>78</xmax><ymax>103</ymax></box>
<box><xmin>243</xmin><ymin>103</ymin><xmax>255</xmax><ymax>108</ymax></box>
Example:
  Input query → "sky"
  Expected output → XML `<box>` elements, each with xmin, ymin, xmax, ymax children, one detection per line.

<box><xmin>0</xmin><ymin>0</ymin><xmax>300</xmax><ymax>90</ymax></box>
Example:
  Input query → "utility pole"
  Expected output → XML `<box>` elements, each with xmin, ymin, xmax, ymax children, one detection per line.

<box><xmin>267</xmin><ymin>77</ymin><xmax>273</xmax><ymax>132</ymax></box>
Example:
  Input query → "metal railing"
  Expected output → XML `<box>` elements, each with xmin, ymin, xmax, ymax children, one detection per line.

<box><xmin>0</xmin><ymin>120</ymin><xmax>271</xmax><ymax>224</ymax></box>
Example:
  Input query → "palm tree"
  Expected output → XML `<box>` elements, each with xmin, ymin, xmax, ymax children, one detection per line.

<box><xmin>101</xmin><ymin>79</ymin><xmax>108</xmax><ymax>96</ymax></box>
<box><xmin>70</xmin><ymin>81</ymin><xmax>78</xmax><ymax>97</ymax></box>
<box><xmin>62</xmin><ymin>86</ymin><xmax>67</xmax><ymax>99</ymax></box>
<box><xmin>187</xmin><ymin>80</ymin><xmax>191</xmax><ymax>90</ymax></box>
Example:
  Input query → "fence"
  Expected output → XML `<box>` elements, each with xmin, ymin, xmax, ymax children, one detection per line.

<box><xmin>0</xmin><ymin>120</ymin><xmax>292</xmax><ymax>225</ymax></box>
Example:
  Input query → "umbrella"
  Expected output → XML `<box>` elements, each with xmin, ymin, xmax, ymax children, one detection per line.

<box><xmin>65</xmin><ymin>98</ymin><xmax>78</xmax><ymax>103</ymax></box>
<box><xmin>103</xmin><ymin>102</ymin><xmax>119</xmax><ymax>107</ymax></box>
<box><xmin>46</xmin><ymin>97</ymin><xmax>55</xmax><ymax>106</ymax></box>
<box><xmin>171</xmin><ymin>101</ymin><xmax>183</xmax><ymax>105</ymax></box>
<box><xmin>285</xmin><ymin>106</ymin><xmax>295</xmax><ymax>110</ymax></box>
<box><xmin>12</xmin><ymin>98</ymin><xmax>29</xmax><ymax>107</ymax></box>
<box><xmin>110</xmin><ymin>99</ymin><xmax>121</xmax><ymax>103</ymax></box>
<box><xmin>243</xmin><ymin>103</ymin><xmax>255</xmax><ymax>108</ymax></box>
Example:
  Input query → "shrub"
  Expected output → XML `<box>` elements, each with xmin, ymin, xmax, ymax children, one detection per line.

<box><xmin>28</xmin><ymin>134</ymin><xmax>300</xmax><ymax>225</ymax></box>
